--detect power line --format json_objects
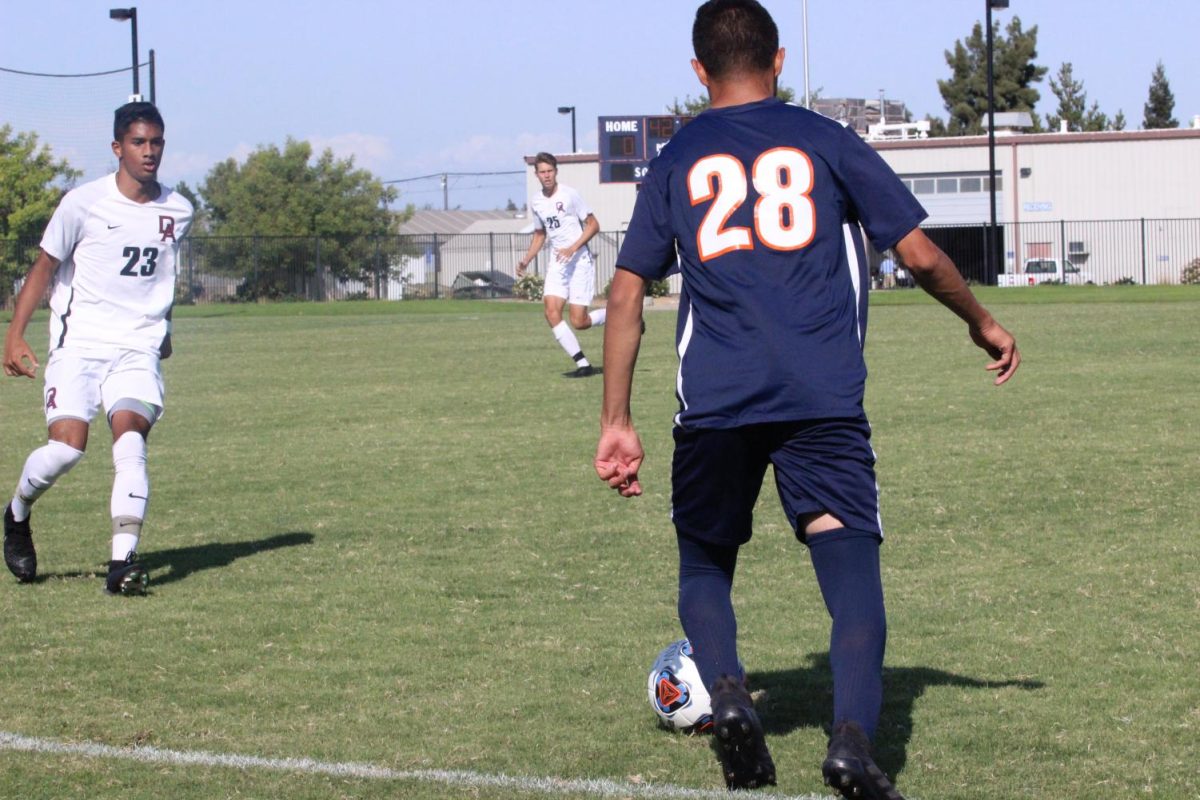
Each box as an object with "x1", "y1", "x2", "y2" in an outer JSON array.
[
  {"x1": 383, "y1": 169, "x2": 524, "y2": 185},
  {"x1": 385, "y1": 170, "x2": 527, "y2": 211},
  {"x1": 0, "y1": 63, "x2": 148, "y2": 78}
]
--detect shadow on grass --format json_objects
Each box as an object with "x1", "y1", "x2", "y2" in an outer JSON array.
[
  {"x1": 139, "y1": 531, "x2": 315, "y2": 587},
  {"x1": 751, "y1": 652, "x2": 1044, "y2": 780},
  {"x1": 26, "y1": 532, "x2": 314, "y2": 588},
  {"x1": 561, "y1": 366, "x2": 605, "y2": 378}
]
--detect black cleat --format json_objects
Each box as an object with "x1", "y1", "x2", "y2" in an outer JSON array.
[
  {"x1": 105, "y1": 552, "x2": 149, "y2": 596},
  {"x1": 822, "y1": 721, "x2": 906, "y2": 800},
  {"x1": 711, "y1": 675, "x2": 776, "y2": 790},
  {"x1": 4, "y1": 503, "x2": 36, "y2": 582},
  {"x1": 569, "y1": 364, "x2": 596, "y2": 378}
]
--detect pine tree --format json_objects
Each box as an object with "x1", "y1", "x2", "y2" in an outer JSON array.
[
  {"x1": 1142, "y1": 61, "x2": 1178, "y2": 129},
  {"x1": 1046, "y1": 63, "x2": 1112, "y2": 132},
  {"x1": 936, "y1": 16, "x2": 1046, "y2": 136}
]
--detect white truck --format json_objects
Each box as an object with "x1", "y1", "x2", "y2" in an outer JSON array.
[{"x1": 997, "y1": 258, "x2": 1096, "y2": 286}]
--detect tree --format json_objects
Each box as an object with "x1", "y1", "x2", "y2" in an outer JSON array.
[
  {"x1": 0, "y1": 126, "x2": 80, "y2": 304},
  {"x1": 197, "y1": 138, "x2": 401, "y2": 298},
  {"x1": 173, "y1": 180, "x2": 207, "y2": 233},
  {"x1": 1045, "y1": 62, "x2": 1115, "y2": 132},
  {"x1": 936, "y1": 16, "x2": 1046, "y2": 136},
  {"x1": 1142, "y1": 61, "x2": 1178, "y2": 129}
]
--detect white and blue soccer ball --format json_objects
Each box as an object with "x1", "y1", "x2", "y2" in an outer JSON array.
[{"x1": 647, "y1": 639, "x2": 713, "y2": 733}]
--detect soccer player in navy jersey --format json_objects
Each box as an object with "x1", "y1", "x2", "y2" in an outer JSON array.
[{"x1": 594, "y1": 1, "x2": 1019, "y2": 795}]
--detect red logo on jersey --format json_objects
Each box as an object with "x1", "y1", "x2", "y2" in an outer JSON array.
[
  {"x1": 45, "y1": 387, "x2": 58, "y2": 410},
  {"x1": 159, "y1": 216, "x2": 176, "y2": 242}
]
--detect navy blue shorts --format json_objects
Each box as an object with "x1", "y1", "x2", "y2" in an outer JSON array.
[{"x1": 671, "y1": 418, "x2": 881, "y2": 547}]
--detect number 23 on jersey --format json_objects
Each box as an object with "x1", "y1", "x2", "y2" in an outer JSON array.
[{"x1": 687, "y1": 147, "x2": 815, "y2": 261}]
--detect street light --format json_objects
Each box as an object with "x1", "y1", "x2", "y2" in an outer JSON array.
[
  {"x1": 109, "y1": 7, "x2": 140, "y2": 100},
  {"x1": 557, "y1": 106, "x2": 576, "y2": 153},
  {"x1": 985, "y1": 0, "x2": 1009, "y2": 283}
]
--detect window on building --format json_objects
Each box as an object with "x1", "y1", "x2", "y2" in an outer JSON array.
[
  {"x1": 959, "y1": 177, "x2": 982, "y2": 193},
  {"x1": 913, "y1": 178, "x2": 936, "y2": 195},
  {"x1": 936, "y1": 178, "x2": 958, "y2": 193}
]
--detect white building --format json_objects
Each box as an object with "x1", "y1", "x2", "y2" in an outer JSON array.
[{"x1": 525, "y1": 125, "x2": 1200, "y2": 285}]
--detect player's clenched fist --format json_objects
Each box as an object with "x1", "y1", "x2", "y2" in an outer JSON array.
[{"x1": 595, "y1": 427, "x2": 644, "y2": 497}]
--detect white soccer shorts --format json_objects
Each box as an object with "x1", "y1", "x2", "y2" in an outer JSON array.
[
  {"x1": 42, "y1": 349, "x2": 164, "y2": 425},
  {"x1": 543, "y1": 250, "x2": 597, "y2": 306}
]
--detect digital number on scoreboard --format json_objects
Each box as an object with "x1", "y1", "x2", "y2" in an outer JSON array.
[{"x1": 597, "y1": 115, "x2": 691, "y2": 184}]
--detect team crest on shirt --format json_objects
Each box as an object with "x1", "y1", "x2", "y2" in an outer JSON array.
[
  {"x1": 159, "y1": 215, "x2": 176, "y2": 242},
  {"x1": 556, "y1": 201, "x2": 565, "y2": 214}
]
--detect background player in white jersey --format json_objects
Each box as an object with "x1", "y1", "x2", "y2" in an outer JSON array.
[
  {"x1": 517, "y1": 152, "x2": 606, "y2": 377},
  {"x1": 3, "y1": 101, "x2": 193, "y2": 595}
]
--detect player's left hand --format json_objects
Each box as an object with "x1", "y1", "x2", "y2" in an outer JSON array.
[
  {"x1": 554, "y1": 246, "x2": 575, "y2": 264},
  {"x1": 160, "y1": 333, "x2": 173, "y2": 360},
  {"x1": 595, "y1": 426, "x2": 644, "y2": 498}
]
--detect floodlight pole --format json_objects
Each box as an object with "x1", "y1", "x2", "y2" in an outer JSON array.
[
  {"x1": 109, "y1": 7, "x2": 140, "y2": 100},
  {"x1": 802, "y1": 0, "x2": 811, "y2": 108},
  {"x1": 558, "y1": 106, "x2": 576, "y2": 153},
  {"x1": 985, "y1": 0, "x2": 1008, "y2": 283}
]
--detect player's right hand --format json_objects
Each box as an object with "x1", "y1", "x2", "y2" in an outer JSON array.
[
  {"x1": 2, "y1": 337, "x2": 38, "y2": 378},
  {"x1": 970, "y1": 321, "x2": 1020, "y2": 386}
]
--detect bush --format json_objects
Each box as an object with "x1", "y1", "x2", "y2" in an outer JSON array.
[
  {"x1": 1113, "y1": 276, "x2": 1138, "y2": 286},
  {"x1": 602, "y1": 277, "x2": 671, "y2": 298},
  {"x1": 514, "y1": 274, "x2": 544, "y2": 301},
  {"x1": 647, "y1": 278, "x2": 671, "y2": 298},
  {"x1": 1181, "y1": 258, "x2": 1200, "y2": 285}
]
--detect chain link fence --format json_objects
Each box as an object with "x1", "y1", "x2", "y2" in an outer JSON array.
[{"x1": 4, "y1": 218, "x2": 1200, "y2": 309}]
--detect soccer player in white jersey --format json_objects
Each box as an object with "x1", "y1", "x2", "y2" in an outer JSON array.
[
  {"x1": 3, "y1": 101, "x2": 193, "y2": 595},
  {"x1": 517, "y1": 152, "x2": 606, "y2": 377}
]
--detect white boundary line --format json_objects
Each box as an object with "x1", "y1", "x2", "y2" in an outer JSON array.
[{"x1": 0, "y1": 731, "x2": 828, "y2": 800}]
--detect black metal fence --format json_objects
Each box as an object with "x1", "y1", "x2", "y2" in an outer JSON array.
[{"x1": 4, "y1": 218, "x2": 1198, "y2": 308}]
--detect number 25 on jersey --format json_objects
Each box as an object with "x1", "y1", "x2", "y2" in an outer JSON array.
[{"x1": 687, "y1": 147, "x2": 815, "y2": 261}]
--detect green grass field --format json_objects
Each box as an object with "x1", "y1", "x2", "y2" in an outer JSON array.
[{"x1": 1, "y1": 286, "x2": 1197, "y2": 799}]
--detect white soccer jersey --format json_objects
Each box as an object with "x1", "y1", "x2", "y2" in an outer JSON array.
[
  {"x1": 40, "y1": 173, "x2": 193, "y2": 355},
  {"x1": 530, "y1": 183, "x2": 594, "y2": 259}
]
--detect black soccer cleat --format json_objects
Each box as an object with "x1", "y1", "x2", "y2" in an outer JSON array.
[
  {"x1": 569, "y1": 364, "x2": 596, "y2": 378},
  {"x1": 710, "y1": 675, "x2": 776, "y2": 790},
  {"x1": 822, "y1": 721, "x2": 906, "y2": 800},
  {"x1": 4, "y1": 503, "x2": 37, "y2": 582},
  {"x1": 105, "y1": 552, "x2": 149, "y2": 596}
]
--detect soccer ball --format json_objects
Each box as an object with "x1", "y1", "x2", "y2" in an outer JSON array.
[{"x1": 647, "y1": 639, "x2": 713, "y2": 733}]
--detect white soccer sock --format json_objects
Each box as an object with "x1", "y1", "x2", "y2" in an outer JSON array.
[
  {"x1": 588, "y1": 308, "x2": 607, "y2": 327},
  {"x1": 112, "y1": 528, "x2": 140, "y2": 562},
  {"x1": 551, "y1": 320, "x2": 589, "y2": 367},
  {"x1": 11, "y1": 440, "x2": 85, "y2": 521},
  {"x1": 111, "y1": 431, "x2": 149, "y2": 535}
]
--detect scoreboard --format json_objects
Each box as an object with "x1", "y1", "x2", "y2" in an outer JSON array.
[{"x1": 597, "y1": 114, "x2": 691, "y2": 183}]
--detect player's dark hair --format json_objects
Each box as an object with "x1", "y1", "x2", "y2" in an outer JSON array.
[
  {"x1": 693, "y1": 0, "x2": 779, "y2": 80},
  {"x1": 534, "y1": 152, "x2": 558, "y2": 169},
  {"x1": 113, "y1": 101, "x2": 165, "y2": 141}
]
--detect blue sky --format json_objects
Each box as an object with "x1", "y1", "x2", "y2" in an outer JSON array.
[{"x1": 2, "y1": 0, "x2": 1196, "y2": 211}]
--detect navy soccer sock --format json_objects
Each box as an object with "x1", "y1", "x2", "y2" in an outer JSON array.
[
  {"x1": 676, "y1": 533, "x2": 741, "y2": 692},
  {"x1": 807, "y1": 528, "x2": 887, "y2": 741}
]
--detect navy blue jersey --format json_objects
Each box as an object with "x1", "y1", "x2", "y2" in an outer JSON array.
[{"x1": 617, "y1": 98, "x2": 927, "y2": 429}]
